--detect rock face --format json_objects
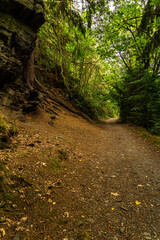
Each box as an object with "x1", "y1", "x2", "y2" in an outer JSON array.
[{"x1": 0, "y1": 0, "x2": 45, "y2": 112}]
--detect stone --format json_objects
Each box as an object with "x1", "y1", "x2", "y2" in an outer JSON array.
[
  {"x1": 120, "y1": 226, "x2": 125, "y2": 234},
  {"x1": 50, "y1": 114, "x2": 56, "y2": 120},
  {"x1": 143, "y1": 232, "x2": 151, "y2": 240},
  {"x1": 110, "y1": 175, "x2": 116, "y2": 178}
]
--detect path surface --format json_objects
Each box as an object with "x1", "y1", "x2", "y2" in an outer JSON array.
[{"x1": 0, "y1": 110, "x2": 160, "y2": 240}]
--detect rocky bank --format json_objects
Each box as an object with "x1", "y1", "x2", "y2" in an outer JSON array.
[{"x1": 0, "y1": 0, "x2": 45, "y2": 113}]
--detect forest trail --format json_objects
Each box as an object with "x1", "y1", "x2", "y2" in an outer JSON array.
[{"x1": 0, "y1": 108, "x2": 160, "y2": 240}]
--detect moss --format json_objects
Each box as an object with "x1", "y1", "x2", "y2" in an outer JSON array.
[
  {"x1": 47, "y1": 158, "x2": 62, "y2": 172},
  {"x1": 57, "y1": 149, "x2": 68, "y2": 161},
  {"x1": 131, "y1": 125, "x2": 160, "y2": 148},
  {"x1": 0, "y1": 113, "x2": 18, "y2": 149},
  {"x1": 76, "y1": 232, "x2": 91, "y2": 240}
]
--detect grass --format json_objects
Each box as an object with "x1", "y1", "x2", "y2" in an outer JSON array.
[
  {"x1": 47, "y1": 157, "x2": 62, "y2": 172},
  {"x1": 0, "y1": 160, "x2": 18, "y2": 205},
  {"x1": 76, "y1": 232, "x2": 91, "y2": 240},
  {"x1": 47, "y1": 149, "x2": 68, "y2": 172},
  {"x1": 131, "y1": 125, "x2": 160, "y2": 148},
  {"x1": 0, "y1": 113, "x2": 17, "y2": 149}
]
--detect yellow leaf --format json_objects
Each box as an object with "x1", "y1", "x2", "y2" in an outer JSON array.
[
  {"x1": 135, "y1": 201, "x2": 141, "y2": 205},
  {"x1": 0, "y1": 228, "x2": 5, "y2": 237},
  {"x1": 111, "y1": 208, "x2": 115, "y2": 210},
  {"x1": 137, "y1": 184, "x2": 144, "y2": 187},
  {"x1": 111, "y1": 192, "x2": 119, "y2": 197}
]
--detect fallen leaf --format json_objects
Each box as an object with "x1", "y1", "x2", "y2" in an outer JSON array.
[
  {"x1": 5, "y1": 218, "x2": 13, "y2": 223},
  {"x1": 64, "y1": 212, "x2": 69, "y2": 218},
  {"x1": 111, "y1": 192, "x2": 119, "y2": 197},
  {"x1": 112, "y1": 208, "x2": 115, "y2": 210},
  {"x1": 53, "y1": 136, "x2": 64, "y2": 139},
  {"x1": 137, "y1": 184, "x2": 144, "y2": 187},
  {"x1": 0, "y1": 228, "x2": 5, "y2": 237},
  {"x1": 135, "y1": 201, "x2": 141, "y2": 205},
  {"x1": 15, "y1": 226, "x2": 26, "y2": 231},
  {"x1": 20, "y1": 217, "x2": 28, "y2": 222}
]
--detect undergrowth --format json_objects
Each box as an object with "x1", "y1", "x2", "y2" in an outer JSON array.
[
  {"x1": 0, "y1": 113, "x2": 17, "y2": 149},
  {"x1": 0, "y1": 156, "x2": 19, "y2": 206},
  {"x1": 131, "y1": 125, "x2": 160, "y2": 148}
]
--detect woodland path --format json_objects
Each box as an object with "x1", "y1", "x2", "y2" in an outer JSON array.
[{"x1": 0, "y1": 109, "x2": 160, "y2": 240}]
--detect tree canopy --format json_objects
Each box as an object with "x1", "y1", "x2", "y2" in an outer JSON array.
[{"x1": 38, "y1": 0, "x2": 160, "y2": 134}]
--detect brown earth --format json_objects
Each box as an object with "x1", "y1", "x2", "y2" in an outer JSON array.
[{"x1": 0, "y1": 107, "x2": 160, "y2": 240}]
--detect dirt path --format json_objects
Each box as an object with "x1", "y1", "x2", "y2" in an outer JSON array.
[{"x1": 0, "y1": 109, "x2": 160, "y2": 240}]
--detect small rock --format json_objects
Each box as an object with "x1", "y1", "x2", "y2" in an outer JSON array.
[
  {"x1": 143, "y1": 232, "x2": 151, "y2": 240},
  {"x1": 14, "y1": 233, "x2": 20, "y2": 240},
  {"x1": 50, "y1": 115, "x2": 56, "y2": 120},
  {"x1": 143, "y1": 232, "x2": 151, "y2": 237},
  {"x1": 48, "y1": 199, "x2": 53, "y2": 203},
  {"x1": 27, "y1": 143, "x2": 35, "y2": 147},
  {"x1": 110, "y1": 175, "x2": 116, "y2": 178},
  {"x1": 120, "y1": 226, "x2": 125, "y2": 234},
  {"x1": 87, "y1": 218, "x2": 95, "y2": 224},
  {"x1": 153, "y1": 231, "x2": 157, "y2": 236},
  {"x1": 42, "y1": 162, "x2": 47, "y2": 166}
]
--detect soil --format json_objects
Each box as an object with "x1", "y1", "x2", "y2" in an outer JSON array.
[{"x1": 0, "y1": 107, "x2": 160, "y2": 240}]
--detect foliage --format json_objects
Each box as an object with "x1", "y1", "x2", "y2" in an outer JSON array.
[
  {"x1": 38, "y1": 0, "x2": 117, "y2": 119},
  {"x1": 94, "y1": 0, "x2": 160, "y2": 134},
  {"x1": 38, "y1": 0, "x2": 160, "y2": 134}
]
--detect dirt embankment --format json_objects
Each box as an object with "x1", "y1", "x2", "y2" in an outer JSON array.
[{"x1": 0, "y1": 109, "x2": 160, "y2": 240}]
